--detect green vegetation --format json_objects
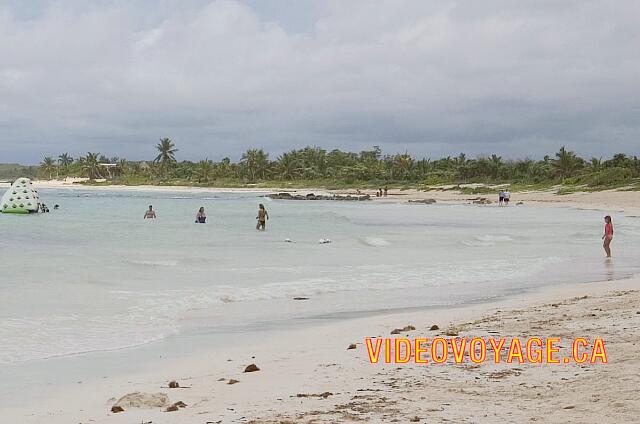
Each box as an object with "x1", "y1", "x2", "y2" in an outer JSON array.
[
  {"x1": 0, "y1": 163, "x2": 38, "y2": 181},
  {"x1": 15, "y1": 141, "x2": 640, "y2": 191}
]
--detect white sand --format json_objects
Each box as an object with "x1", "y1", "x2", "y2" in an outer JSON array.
[{"x1": 5, "y1": 276, "x2": 639, "y2": 424}]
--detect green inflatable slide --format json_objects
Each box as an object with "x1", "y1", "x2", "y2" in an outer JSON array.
[{"x1": 1, "y1": 178, "x2": 41, "y2": 214}]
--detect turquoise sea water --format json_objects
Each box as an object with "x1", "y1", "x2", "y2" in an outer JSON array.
[{"x1": 0, "y1": 188, "x2": 638, "y2": 368}]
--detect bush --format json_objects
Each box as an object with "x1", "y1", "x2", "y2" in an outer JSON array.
[{"x1": 584, "y1": 167, "x2": 632, "y2": 187}]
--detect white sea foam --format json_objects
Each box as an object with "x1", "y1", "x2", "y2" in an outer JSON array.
[{"x1": 359, "y1": 237, "x2": 390, "y2": 247}]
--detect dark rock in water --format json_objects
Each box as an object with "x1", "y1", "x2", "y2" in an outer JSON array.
[
  {"x1": 268, "y1": 192, "x2": 370, "y2": 201},
  {"x1": 347, "y1": 343, "x2": 357, "y2": 350},
  {"x1": 271, "y1": 192, "x2": 292, "y2": 199},
  {"x1": 410, "y1": 416, "x2": 421, "y2": 422},
  {"x1": 430, "y1": 324, "x2": 439, "y2": 331},
  {"x1": 111, "y1": 405, "x2": 124, "y2": 413},
  {"x1": 293, "y1": 297, "x2": 309, "y2": 300},
  {"x1": 228, "y1": 379, "x2": 240, "y2": 385},
  {"x1": 168, "y1": 380, "x2": 180, "y2": 388},
  {"x1": 166, "y1": 405, "x2": 179, "y2": 412},
  {"x1": 408, "y1": 199, "x2": 436, "y2": 204},
  {"x1": 517, "y1": 201, "x2": 524, "y2": 205},
  {"x1": 244, "y1": 364, "x2": 260, "y2": 373}
]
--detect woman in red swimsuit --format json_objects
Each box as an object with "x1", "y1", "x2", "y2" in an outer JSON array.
[{"x1": 602, "y1": 215, "x2": 614, "y2": 258}]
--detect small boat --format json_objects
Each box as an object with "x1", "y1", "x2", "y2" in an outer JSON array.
[{"x1": 1, "y1": 178, "x2": 41, "y2": 214}]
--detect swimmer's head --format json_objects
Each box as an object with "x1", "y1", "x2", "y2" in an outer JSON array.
[
  {"x1": 604, "y1": 215, "x2": 612, "y2": 223},
  {"x1": 199, "y1": 207, "x2": 204, "y2": 213}
]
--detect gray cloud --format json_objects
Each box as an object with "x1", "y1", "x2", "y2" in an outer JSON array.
[{"x1": 1, "y1": 0, "x2": 639, "y2": 163}]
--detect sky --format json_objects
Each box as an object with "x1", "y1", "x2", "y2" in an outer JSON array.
[{"x1": 1, "y1": 0, "x2": 639, "y2": 164}]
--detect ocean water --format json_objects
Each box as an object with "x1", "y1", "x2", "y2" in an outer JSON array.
[{"x1": 0, "y1": 188, "x2": 638, "y2": 369}]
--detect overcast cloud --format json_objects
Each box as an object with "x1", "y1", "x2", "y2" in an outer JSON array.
[{"x1": 1, "y1": 0, "x2": 639, "y2": 163}]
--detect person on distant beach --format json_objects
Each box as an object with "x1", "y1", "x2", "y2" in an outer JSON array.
[
  {"x1": 498, "y1": 190, "x2": 505, "y2": 206},
  {"x1": 195, "y1": 207, "x2": 206, "y2": 223},
  {"x1": 384, "y1": 186, "x2": 388, "y2": 197},
  {"x1": 144, "y1": 205, "x2": 156, "y2": 219},
  {"x1": 602, "y1": 215, "x2": 614, "y2": 258},
  {"x1": 503, "y1": 190, "x2": 510, "y2": 205},
  {"x1": 256, "y1": 204, "x2": 269, "y2": 230}
]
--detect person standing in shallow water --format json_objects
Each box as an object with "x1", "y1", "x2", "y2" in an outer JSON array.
[
  {"x1": 602, "y1": 215, "x2": 614, "y2": 258},
  {"x1": 195, "y1": 207, "x2": 206, "y2": 223},
  {"x1": 144, "y1": 205, "x2": 156, "y2": 219},
  {"x1": 256, "y1": 204, "x2": 269, "y2": 230}
]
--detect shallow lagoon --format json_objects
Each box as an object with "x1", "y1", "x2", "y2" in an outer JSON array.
[{"x1": 1, "y1": 188, "x2": 638, "y2": 367}]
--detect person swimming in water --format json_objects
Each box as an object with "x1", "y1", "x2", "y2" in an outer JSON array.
[
  {"x1": 256, "y1": 204, "x2": 269, "y2": 230},
  {"x1": 144, "y1": 205, "x2": 156, "y2": 219},
  {"x1": 602, "y1": 215, "x2": 614, "y2": 258},
  {"x1": 195, "y1": 207, "x2": 206, "y2": 223}
]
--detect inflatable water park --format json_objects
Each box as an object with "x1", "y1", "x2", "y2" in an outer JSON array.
[{"x1": 1, "y1": 178, "x2": 42, "y2": 214}]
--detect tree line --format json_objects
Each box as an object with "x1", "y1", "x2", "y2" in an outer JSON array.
[{"x1": 35, "y1": 139, "x2": 640, "y2": 189}]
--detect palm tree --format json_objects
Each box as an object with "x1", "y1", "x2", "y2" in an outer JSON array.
[
  {"x1": 415, "y1": 158, "x2": 431, "y2": 179},
  {"x1": 551, "y1": 146, "x2": 583, "y2": 180},
  {"x1": 390, "y1": 153, "x2": 414, "y2": 180},
  {"x1": 194, "y1": 159, "x2": 214, "y2": 183},
  {"x1": 58, "y1": 153, "x2": 73, "y2": 176},
  {"x1": 154, "y1": 138, "x2": 178, "y2": 176},
  {"x1": 277, "y1": 152, "x2": 303, "y2": 180},
  {"x1": 80, "y1": 152, "x2": 103, "y2": 180},
  {"x1": 40, "y1": 156, "x2": 57, "y2": 180},
  {"x1": 241, "y1": 149, "x2": 269, "y2": 181},
  {"x1": 488, "y1": 154, "x2": 503, "y2": 179}
]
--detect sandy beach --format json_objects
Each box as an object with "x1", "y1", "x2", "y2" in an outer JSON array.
[
  {"x1": 3, "y1": 181, "x2": 639, "y2": 423},
  {"x1": 5, "y1": 275, "x2": 638, "y2": 424}
]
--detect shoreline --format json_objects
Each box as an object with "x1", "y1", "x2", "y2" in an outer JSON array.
[
  {"x1": 6, "y1": 274, "x2": 639, "y2": 423},
  {"x1": 7, "y1": 178, "x2": 638, "y2": 216}
]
